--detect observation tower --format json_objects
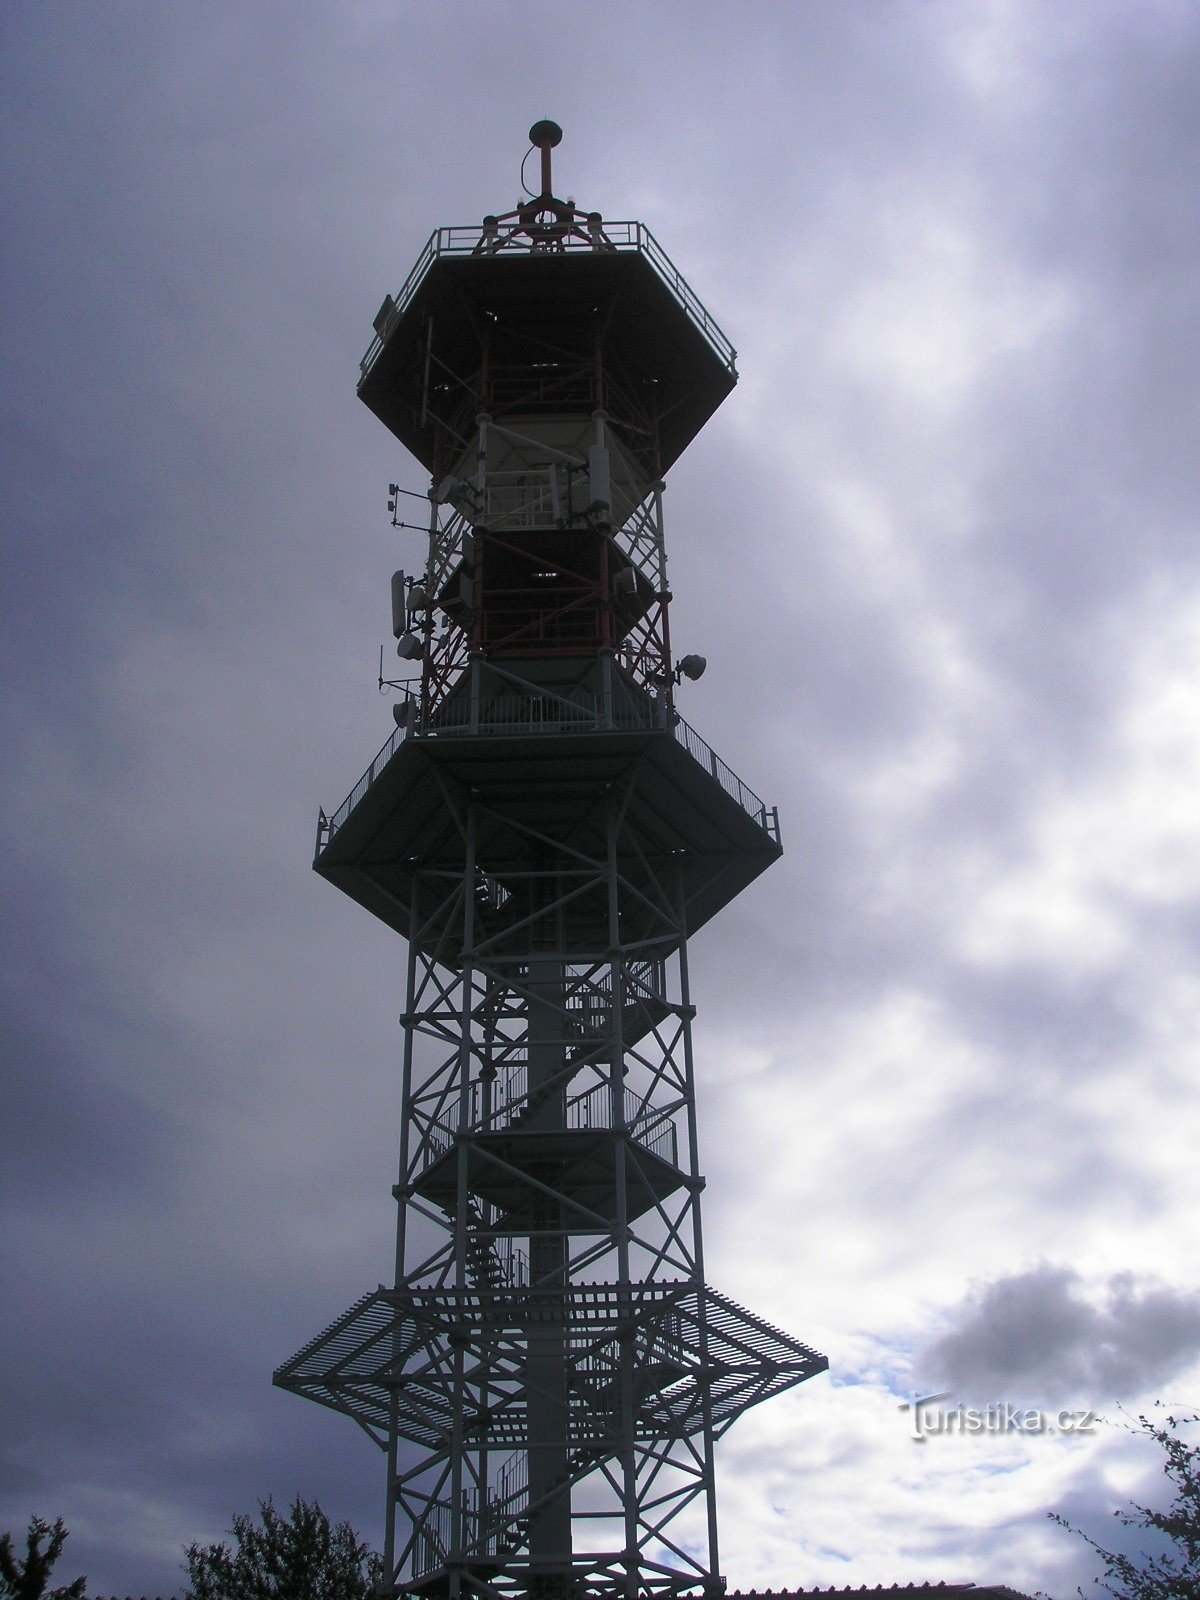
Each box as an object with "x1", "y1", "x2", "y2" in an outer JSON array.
[{"x1": 275, "y1": 123, "x2": 827, "y2": 1600}]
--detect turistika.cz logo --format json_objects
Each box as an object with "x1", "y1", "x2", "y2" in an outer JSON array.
[{"x1": 899, "y1": 1391, "x2": 1097, "y2": 1442}]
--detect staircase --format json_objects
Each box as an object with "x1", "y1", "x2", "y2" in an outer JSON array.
[{"x1": 457, "y1": 1195, "x2": 527, "y2": 1292}]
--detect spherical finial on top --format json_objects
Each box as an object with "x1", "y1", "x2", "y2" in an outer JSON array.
[{"x1": 528, "y1": 119, "x2": 563, "y2": 148}]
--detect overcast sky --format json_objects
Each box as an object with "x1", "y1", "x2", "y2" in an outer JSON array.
[{"x1": 3, "y1": 3, "x2": 1199, "y2": 1595}]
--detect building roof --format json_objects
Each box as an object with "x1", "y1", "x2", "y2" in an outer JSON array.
[
  {"x1": 97, "y1": 1585, "x2": 1031, "y2": 1600},
  {"x1": 729, "y1": 1586, "x2": 1032, "y2": 1600}
]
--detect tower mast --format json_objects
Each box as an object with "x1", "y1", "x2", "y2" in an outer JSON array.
[{"x1": 277, "y1": 123, "x2": 826, "y2": 1600}]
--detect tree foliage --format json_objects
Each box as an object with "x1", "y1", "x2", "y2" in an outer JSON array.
[
  {"x1": 183, "y1": 1497, "x2": 381, "y2": 1600},
  {"x1": 1052, "y1": 1409, "x2": 1200, "y2": 1599},
  {"x1": 0, "y1": 1516, "x2": 86, "y2": 1600}
]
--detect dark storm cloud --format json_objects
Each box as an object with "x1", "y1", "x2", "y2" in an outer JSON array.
[
  {"x1": 2, "y1": 912, "x2": 191, "y2": 1197},
  {"x1": 922, "y1": 1265, "x2": 1200, "y2": 1403}
]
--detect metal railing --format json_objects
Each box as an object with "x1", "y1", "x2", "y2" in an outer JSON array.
[
  {"x1": 360, "y1": 219, "x2": 736, "y2": 380},
  {"x1": 431, "y1": 686, "x2": 658, "y2": 736},
  {"x1": 421, "y1": 1072, "x2": 678, "y2": 1172},
  {"x1": 573, "y1": 1311, "x2": 687, "y2": 1394},
  {"x1": 669, "y1": 714, "x2": 779, "y2": 841},
  {"x1": 316, "y1": 696, "x2": 777, "y2": 856},
  {"x1": 567, "y1": 1084, "x2": 678, "y2": 1167},
  {"x1": 317, "y1": 718, "x2": 408, "y2": 847},
  {"x1": 414, "y1": 1451, "x2": 529, "y2": 1574}
]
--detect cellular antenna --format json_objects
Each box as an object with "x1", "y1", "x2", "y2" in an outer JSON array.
[{"x1": 528, "y1": 117, "x2": 562, "y2": 199}]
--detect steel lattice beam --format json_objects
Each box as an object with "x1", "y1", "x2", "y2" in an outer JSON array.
[{"x1": 280, "y1": 131, "x2": 825, "y2": 1600}]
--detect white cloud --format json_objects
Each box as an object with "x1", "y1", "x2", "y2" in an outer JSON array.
[
  {"x1": 832, "y1": 205, "x2": 1077, "y2": 417},
  {"x1": 959, "y1": 581, "x2": 1200, "y2": 975}
]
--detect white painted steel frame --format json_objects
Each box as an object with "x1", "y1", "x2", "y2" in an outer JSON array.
[{"x1": 381, "y1": 773, "x2": 723, "y2": 1600}]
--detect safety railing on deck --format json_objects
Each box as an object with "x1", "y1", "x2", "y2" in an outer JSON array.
[
  {"x1": 430, "y1": 686, "x2": 658, "y2": 736},
  {"x1": 316, "y1": 695, "x2": 778, "y2": 855},
  {"x1": 669, "y1": 714, "x2": 779, "y2": 840},
  {"x1": 359, "y1": 219, "x2": 736, "y2": 381},
  {"x1": 421, "y1": 1077, "x2": 677, "y2": 1173}
]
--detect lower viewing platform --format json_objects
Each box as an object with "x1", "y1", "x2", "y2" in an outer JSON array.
[{"x1": 273, "y1": 1279, "x2": 828, "y2": 1452}]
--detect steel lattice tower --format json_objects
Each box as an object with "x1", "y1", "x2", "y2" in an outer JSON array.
[{"x1": 276, "y1": 124, "x2": 827, "y2": 1600}]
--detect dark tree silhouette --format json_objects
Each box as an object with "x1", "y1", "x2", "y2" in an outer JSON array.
[
  {"x1": 0, "y1": 1516, "x2": 86, "y2": 1600},
  {"x1": 1052, "y1": 1409, "x2": 1199, "y2": 1599},
  {"x1": 182, "y1": 1497, "x2": 380, "y2": 1600}
]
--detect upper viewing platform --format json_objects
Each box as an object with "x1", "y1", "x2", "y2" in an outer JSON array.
[
  {"x1": 360, "y1": 219, "x2": 737, "y2": 382},
  {"x1": 357, "y1": 121, "x2": 738, "y2": 480}
]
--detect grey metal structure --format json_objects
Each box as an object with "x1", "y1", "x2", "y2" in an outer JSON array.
[{"x1": 275, "y1": 124, "x2": 826, "y2": 1600}]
